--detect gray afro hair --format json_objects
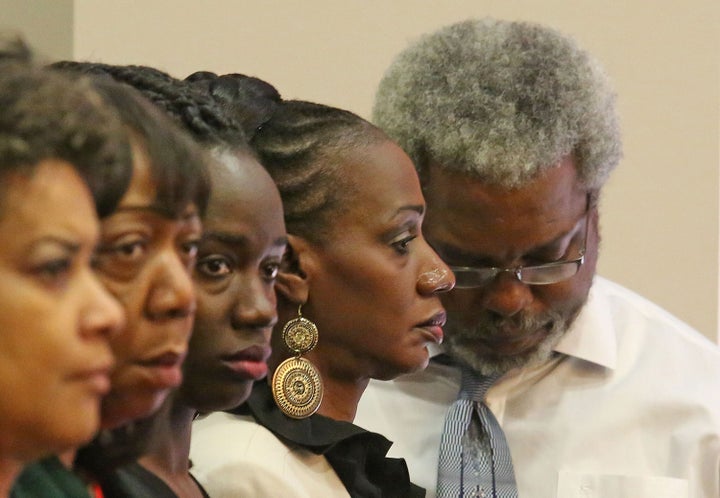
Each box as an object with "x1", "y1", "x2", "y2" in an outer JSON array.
[{"x1": 373, "y1": 18, "x2": 622, "y2": 190}]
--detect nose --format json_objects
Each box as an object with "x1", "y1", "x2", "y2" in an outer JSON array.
[
  {"x1": 417, "y1": 242, "x2": 455, "y2": 296},
  {"x1": 81, "y1": 269, "x2": 125, "y2": 339},
  {"x1": 232, "y1": 276, "x2": 278, "y2": 330},
  {"x1": 146, "y1": 250, "x2": 196, "y2": 320},
  {"x1": 481, "y1": 272, "x2": 533, "y2": 318}
]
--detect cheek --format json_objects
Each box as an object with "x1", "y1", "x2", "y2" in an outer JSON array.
[
  {"x1": 108, "y1": 326, "x2": 138, "y2": 361},
  {"x1": 100, "y1": 279, "x2": 142, "y2": 322},
  {"x1": 532, "y1": 284, "x2": 577, "y2": 313},
  {"x1": 186, "y1": 321, "x2": 217, "y2": 363},
  {"x1": 441, "y1": 290, "x2": 479, "y2": 317},
  {"x1": 195, "y1": 290, "x2": 227, "y2": 326}
]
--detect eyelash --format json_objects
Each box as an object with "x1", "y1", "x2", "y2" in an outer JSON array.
[
  {"x1": 196, "y1": 256, "x2": 281, "y2": 285},
  {"x1": 391, "y1": 235, "x2": 417, "y2": 255},
  {"x1": 262, "y1": 262, "x2": 280, "y2": 282},
  {"x1": 98, "y1": 239, "x2": 147, "y2": 262},
  {"x1": 35, "y1": 257, "x2": 73, "y2": 288},
  {"x1": 40, "y1": 258, "x2": 71, "y2": 276},
  {"x1": 196, "y1": 255, "x2": 231, "y2": 278}
]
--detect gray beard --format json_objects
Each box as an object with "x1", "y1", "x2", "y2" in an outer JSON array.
[{"x1": 443, "y1": 303, "x2": 584, "y2": 376}]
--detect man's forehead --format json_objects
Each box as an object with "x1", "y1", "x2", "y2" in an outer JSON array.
[{"x1": 423, "y1": 158, "x2": 586, "y2": 219}]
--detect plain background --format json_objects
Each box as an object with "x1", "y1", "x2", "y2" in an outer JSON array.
[{"x1": 3, "y1": 0, "x2": 718, "y2": 342}]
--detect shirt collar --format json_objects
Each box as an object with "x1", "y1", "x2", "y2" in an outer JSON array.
[
  {"x1": 553, "y1": 276, "x2": 617, "y2": 370},
  {"x1": 430, "y1": 277, "x2": 617, "y2": 370}
]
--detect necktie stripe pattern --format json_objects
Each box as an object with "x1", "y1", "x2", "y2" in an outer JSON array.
[{"x1": 436, "y1": 369, "x2": 518, "y2": 498}]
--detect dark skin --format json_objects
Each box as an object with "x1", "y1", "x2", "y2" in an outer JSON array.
[
  {"x1": 422, "y1": 156, "x2": 599, "y2": 375},
  {"x1": 95, "y1": 143, "x2": 202, "y2": 430},
  {"x1": 137, "y1": 151, "x2": 286, "y2": 498},
  {"x1": 270, "y1": 141, "x2": 454, "y2": 422}
]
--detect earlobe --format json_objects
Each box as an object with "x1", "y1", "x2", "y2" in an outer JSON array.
[{"x1": 275, "y1": 234, "x2": 313, "y2": 304}]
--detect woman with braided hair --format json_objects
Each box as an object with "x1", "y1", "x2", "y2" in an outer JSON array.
[{"x1": 189, "y1": 73, "x2": 455, "y2": 498}]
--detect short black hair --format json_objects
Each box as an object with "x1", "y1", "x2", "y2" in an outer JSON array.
[
  {"x1": 53, "y1": 62, "x2": 212, "y2": 218},
  {"x1": 0, "y1": 51, "x2": 131, "y2": 218}
]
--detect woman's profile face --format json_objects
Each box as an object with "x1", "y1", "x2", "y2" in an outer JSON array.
[
  {"x1": 181, "y1": 151, "x2": 286, "y2": 412},
  {"x1": 0, "y1": 160, "x2": 123, "y2": 459},
  {"x1": 93, "y1": 142, "x2": 202, "y2": 429},
  {"x1": 297, "y1": 140, "x2": 454, "y2": 381}
]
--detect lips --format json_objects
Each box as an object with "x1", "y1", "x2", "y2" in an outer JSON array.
[
  {"x1": 72, "y1": 362, "x2": 114, "y2": 395},
  {"x1": 220, "y1": 344, "x2": 271, "y2": 381},
  {"x1": 415, "y1": 311, "x2": 447, "y2": 344},
  {"x1": 136, "y1": 350, "x2": 187, "y2": 389}
]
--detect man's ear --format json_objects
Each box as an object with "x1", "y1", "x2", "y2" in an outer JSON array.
[{"x1": 275, "y1": 234, "x2": 314, "y2": 304}]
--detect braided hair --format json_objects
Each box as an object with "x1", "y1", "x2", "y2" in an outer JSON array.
[
  {"x1": 186, "y1": 71, "x2": 279, "y2": 140},
  {"x1": 188, "y1": 73, "x2": 387, "y2": 245},
  {"x1": 52, "y1": 61, "x2": 246, "y2": 150}
]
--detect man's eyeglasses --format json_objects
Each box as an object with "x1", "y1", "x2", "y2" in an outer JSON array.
[{"x1": 449, "y1": 209, "x2": 590, "y2": 289}]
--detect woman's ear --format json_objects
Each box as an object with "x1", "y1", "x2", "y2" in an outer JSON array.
[{"x1": 275, "y1": 234, "x2": 314, "y2": 304}]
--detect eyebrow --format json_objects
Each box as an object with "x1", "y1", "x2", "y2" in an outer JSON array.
[
  {"x1": 202, "y1": 231, "x2": 288, "y2": 248},
  {"x1": 531, "y1": 216, "x2": 585, "y2": 254},
  {"x1": 434, "y1": 217, "x2": 584, "y2": 264},
  {"x1": 33, "y1": 236, "x2": 82, "y2": 254},
  {"x1": 396, "y1": 204, "x2": 425, "y2": 216},
  {"x1": 113, "y1": 204, "x2": 199, "y2": 221}
]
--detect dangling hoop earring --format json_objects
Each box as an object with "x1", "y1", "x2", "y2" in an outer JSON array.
[{"x1": 271, "y1": 304, "x2": 323, "y2": 419}]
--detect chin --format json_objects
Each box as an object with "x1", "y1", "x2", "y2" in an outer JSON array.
[
  {"x1": 34, "y1": 418, "x2": 99, "y2": 458},
  {"x1": 189, "y1": 382, "x2": 254, "y2": 413},
  {"x1": 447, "y1": 322, "x2": 568, "y2": 376},
  {"x1": 373, "y1": 352, "x2": 430, "y2": 381},
  {"x1": 100, "y1": 390, "x2": 168, "y2": 430}
]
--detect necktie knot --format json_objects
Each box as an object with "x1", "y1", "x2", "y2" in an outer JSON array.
[{"x1": 459, "y1": 368, "x2": 500, "y2": 402}]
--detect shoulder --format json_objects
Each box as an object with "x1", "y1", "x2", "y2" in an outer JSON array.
[
  {"x1": 191, "y1": 411, "x2": 286, "y2": 471},
  {"x1": 593, "y1": 276, "x2": 720, "y2": 358},
  {"x1": 191, "y1": 413, "x2": 347, "y2": 498},
  {"x1": 12, "y1": 457, "x2": 91, "y2": 498},
  {"x1": 102, "y1": 463, "x2": 177, "y2": 498}
]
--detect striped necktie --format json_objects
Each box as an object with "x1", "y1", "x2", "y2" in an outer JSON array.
[{"x1": 436, "y1": 368, "x2": 518, "y2": 498}]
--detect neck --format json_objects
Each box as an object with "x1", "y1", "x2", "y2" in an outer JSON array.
[
  {"x1": 306, "y1": 350, "x2": 370, "y2": 422},
  {"x1": 138, "y1": 395, "x2": 202, "y2": 498}
]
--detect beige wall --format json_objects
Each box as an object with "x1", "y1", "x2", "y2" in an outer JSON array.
[
  {"x1": 71, "y1": 1, "x2": 719, "y2": 340},
  {"x1": 0, "y1": 0, "x2": 73, "y2": 60}
]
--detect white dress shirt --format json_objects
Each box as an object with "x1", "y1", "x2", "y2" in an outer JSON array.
[{"x1": 355, "y1": 276, "x2": 720, "y2": 498}]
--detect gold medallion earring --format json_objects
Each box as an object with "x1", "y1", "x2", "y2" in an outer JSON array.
[{"x1": 271, "y1": 304, "x2": 323, "y2": 419}]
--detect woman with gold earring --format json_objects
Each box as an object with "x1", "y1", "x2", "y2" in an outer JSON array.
[{"x1": 189, "y1": 74, "x2": 455, "y2": 498}]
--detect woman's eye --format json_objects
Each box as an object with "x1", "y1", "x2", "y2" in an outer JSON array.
[
  {"x1": 37, "y1": 258, "x2": 72, "y2": 284},
  {"x1": 391, "y1": 235, "x2": 417, "y2": 255},
  {"x1": 262, "y1": 262, "x2": 280, "y2": 282},
  {"x1": 100, "y1": 240, "x2": 146, "y2": 262},
  {"x1": 196, "y1": 256, "x2": 232, "y2": 278},
  {"x1": 92, "y1": 237, "x2": 148, "y2": 280}
]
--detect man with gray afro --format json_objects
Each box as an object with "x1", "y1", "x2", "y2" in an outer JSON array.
[{"x1": 355, "y1": 18, "x2": 720, "y2": 498}]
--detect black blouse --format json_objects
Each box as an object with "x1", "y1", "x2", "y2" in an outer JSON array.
[
  {"x1": 100, "y1": 462, "x2": 210, "y2": 498},
  {"x1": 232, "y1": 381, "x2": 425, "y2": 498}
]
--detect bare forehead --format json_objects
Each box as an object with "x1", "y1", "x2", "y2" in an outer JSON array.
[
  {"x1": 1, "y1": 160, "x2": 98, "y2": 240},
  {"x1": 210, "y1": 151, "x2": 278, "y2": 203},
  {"x1": 340, "y1": 140, "x2": 423, "y2": 205},
  {"x1": 424, "y1": 157, "x2": 586, "y2": 224}
]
